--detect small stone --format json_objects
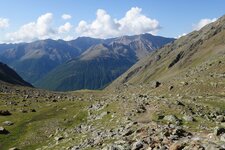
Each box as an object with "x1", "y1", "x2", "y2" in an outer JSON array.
[
  {"x1": 8, "y1": 147, "x2": 19, "y2": 150},
  {"x1": 151, "y1": 81, "x2": 161, "y2": 88},
  {"x1": 30, "y1": 109, "x2": 36, "y2": 112},
  {"x1": 176, "y1": 101, "x2": 185, "y2": 106},
  {"x1": 183, "y1": 115, "x2": 194, "y2": 122},
  {"x1": 71, "y1": 146, "x2": 79, "y2": 150},
  {"x1": 2, "y1": 121, "x2": 14, "y2": 126},
  {"x1": 96, "y1": 111, "x2": 110, "y2": 120},
  {"x1": 169, "y1": 86, "x2": 174, "y2": 90},
  {"x1": 54, "y1": 136, "x2": 64, "y2": 141},
  {"x1": 20, "y1": 110, "x2": 28, "y2": 113},
  {"x1": 132, "y1": 140, "x2": 143, "y2": 150}
]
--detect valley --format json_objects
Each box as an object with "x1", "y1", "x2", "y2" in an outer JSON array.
[
  {"x1": 0, "y1": 15, "x2": 225, "y2": 149},
  {"x1": 0, "y1": 2, "x2": 225, "y2": 150}
]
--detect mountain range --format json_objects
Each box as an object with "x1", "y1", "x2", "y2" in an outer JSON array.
[{"x1": 0, "y1": 33, "x2": 174, "y2": 91}]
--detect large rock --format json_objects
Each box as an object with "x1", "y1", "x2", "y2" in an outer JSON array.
[
  {"x1": 220, "y1": 133, "x2": 225, "y2": 142},
  {"x1": 164, "y1": 115, "x2": 179, "y2": 122},
  {"x1": 216, "y1": 115, "x2": 225, "y2": 122},
  {"x1": 0, "y1": 110, "x2": 11, "y2": 116},
  {"x1": 214, "y1": 126, "x2": 225, "y2": 136},
  {"x1": 0, "y1": 126, "x2": 9, "y2": 134}
]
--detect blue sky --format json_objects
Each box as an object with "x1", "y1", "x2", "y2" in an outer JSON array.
[{"x1": 0, "y1": 0, "x2": 225, "y2": 43}]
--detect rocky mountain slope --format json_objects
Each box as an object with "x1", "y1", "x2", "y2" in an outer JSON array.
[
  {"x1": 110, "y1": 14, "x2": 225, "y2": 95},
  {"x1": 36, "y1": 34, "x2": 174, "y2": 91},
  {"x1": 0, "y1": 62, "x2": 32, "y2": 87}
]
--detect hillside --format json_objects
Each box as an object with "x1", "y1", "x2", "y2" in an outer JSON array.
[
  {"x1": 110, "y1": 15, "x2": 225, "y2": 97},
  {"x1": 0, "y1": 62, "x2": 32, "y2": 87},
  {"x1": 36, "y1": 34, "x2": 174, "y2": 91}
]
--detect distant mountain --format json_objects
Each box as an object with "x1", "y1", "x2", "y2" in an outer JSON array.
[
  {"x1": 109, "y1": 15, "x2": 225, "y2": 95},
  {"x1": 67, "y1": 37, "x2": 105, "y2": 53},
  {"x1": 0, "y1": 39, "x2": 80, "y2": 84},
  {"x1": 36, "y1": 34, "x2": 174, "y2": 91},
  {"x1": 0, "y1": 62, "x2": 32, "y2": 87},
  {"x1": 0, "y1": 37, "x2": 113, "y2": 85}
]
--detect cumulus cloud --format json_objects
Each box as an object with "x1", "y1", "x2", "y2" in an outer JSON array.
[
  {"x1": 0, "y1": 18, "x2": 9, "y2": 29},
  {"x1": 193, "y1": 18, "x2": 217, "y2": 31},
  {"x1": 76, "y1": 7, "x2": 160, "y2": 38},
  {"x1": 62, "y1": 14, "x2": 72, "y2": 20},
  {"x1": 4, "y1": 8, "x2": 160, "y2": 43},
  {"x1": 58, "y1": 22, "x2": 73, "y2": 33},
  {"x1": 6, "y1": 13, "x2": 56, "y2": 42}
]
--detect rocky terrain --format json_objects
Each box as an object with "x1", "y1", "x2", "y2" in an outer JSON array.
[
  {"x1": 0, "y1": 12, "x2": 225, "y2": 150},
  {"x1": 0, "y1": 80, "x2": 225, "y2": 150}
]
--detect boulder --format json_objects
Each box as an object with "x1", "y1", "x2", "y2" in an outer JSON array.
[
  {"x1": 0, "y1": 110, "x2": 11, "y2": 116},
  {"x1": 0, "y1": 126, "x2": 9, "y2": 134},
  {"x1": 164, "y1": 115, "x2": 179, "y2": 122},
  {"x1": 220, "y1": 133, "x2": 225, "y2": 142},
  {"x1": 216, "y1": 115, "x2": 224, "y2": 122},
  {"x1": 214, "y1": 126, "x2": 225, "y2": 136},
  {"x1": 132, "y1": 140, "x2": 144, "y2": 150}
]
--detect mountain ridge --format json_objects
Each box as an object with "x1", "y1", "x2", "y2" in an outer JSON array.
[{"x1": 35, "y1": 33, "x2": 174, "y2": 91}]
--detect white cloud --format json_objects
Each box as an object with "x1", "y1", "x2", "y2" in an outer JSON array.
[
  {"x1": 58, "y1": 22, "x2": 72, "y2": 33},
  {"x1": 0, "y1": 18, "x2": 9, "y2": 29},
  {"x1": 6, "y1": 13, "x2": 56, "y2": 42},
  {"x1": 3, "y1": 8, "x2": 160, "y2": 43},
  {"x1": 176, "y1": 33, "x2": 186, "y2": 39},
  {"x1": 193, "y1": 18, "x2": 217, "y2": 31},
  {"x1": 76, "y1": 7, "x2": 160, "y2": 38},
  {"x1": 62, "y1": 14, "x2": 72, "y2": 20}
]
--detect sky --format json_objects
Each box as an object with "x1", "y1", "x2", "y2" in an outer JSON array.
[{"x1": 0, "y1": 0, "x2": 225, "y2": 43}]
